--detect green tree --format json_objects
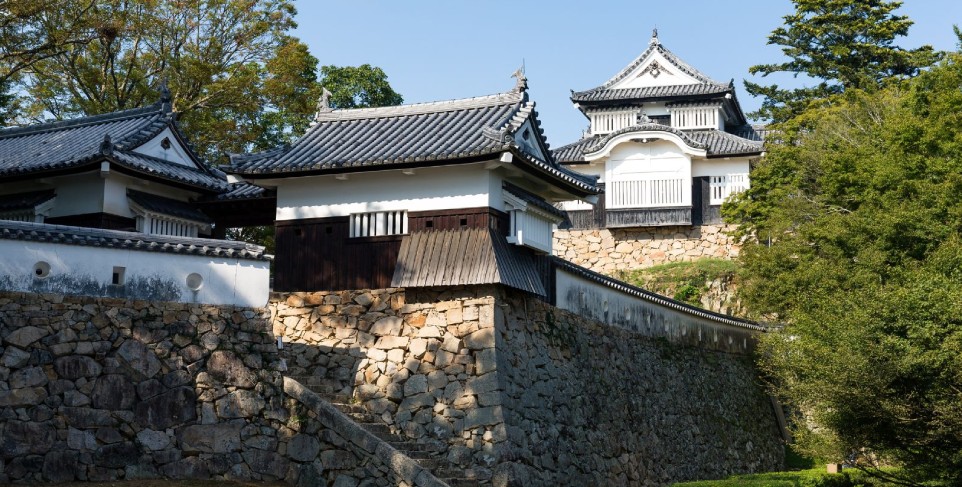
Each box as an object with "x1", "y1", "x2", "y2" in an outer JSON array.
[
  {"x1": 320, "y1": 64, "x2": 403, "y2": 109},
  {"x1": 737, "y1": 56, "x2": 962, "y2": 485},
  {"x1": 6, "y1": 0, "x2": 311, "y2": 162},
  {"x1": 745, "y1": 0, "x2": 938, "y2": 123}
]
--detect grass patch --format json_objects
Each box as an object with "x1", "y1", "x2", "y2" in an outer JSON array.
[
  {"x1": 671, "y1": 468, "x2": 938, "y2": 487},
  {"x1": 618, "y1": 258, "x2": 739, "y2": 307}
]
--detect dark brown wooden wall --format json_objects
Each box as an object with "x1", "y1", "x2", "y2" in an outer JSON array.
[
  {"x1": 273, "y1": 207, "x2": 509, "y2": 292},
  {"x1": 47, "y1": 213, "x2": 136, "y2": 232}
]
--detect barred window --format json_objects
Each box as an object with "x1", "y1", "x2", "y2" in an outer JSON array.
[{"x1": 349, "y1": 210, "x2": 408, "y2": 238}]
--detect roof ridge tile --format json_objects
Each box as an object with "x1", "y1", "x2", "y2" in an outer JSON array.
[{"x1": 0, "y1": 103, "x2": 165, "y2": 140}]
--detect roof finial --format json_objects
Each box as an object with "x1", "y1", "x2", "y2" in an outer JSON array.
[
  {"x1": 158, "y1": 77, "x2": 172, "y2": 112},
  {"x1": 511, "y1": 64, "x2": 527, "y2": 93},
  {"x1": 99, "y1": 134, "x2": 113, "y2": 156},
  {"x1": 316, "y1": 87, "x2": 333, "y2": 114},
  {"x1": 650, "y1": 28, "x2": 659, "y2": 46}
]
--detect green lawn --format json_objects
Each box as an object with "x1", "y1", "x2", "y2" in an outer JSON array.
[{"x1": 671, "y1": 468, "x2": 917, "y2": 487}]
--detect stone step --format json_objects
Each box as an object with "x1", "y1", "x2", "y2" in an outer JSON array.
[
  {"x1": 346, "y1": 411, "x2": 382, "y2": 423},
  {"x1": 317, "y1": 392, "x2": 354, "y2": 404},
  {"x1": 389, "y1": 440, "x2": 441, "y2": 453}
]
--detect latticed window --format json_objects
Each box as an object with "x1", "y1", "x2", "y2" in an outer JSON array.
[
  {"x1": 709, "y1": 174, "x2": 750, "y2": 205},
  {"x1": 349, "y1": 210, "x2": 408, "y2": 238}
]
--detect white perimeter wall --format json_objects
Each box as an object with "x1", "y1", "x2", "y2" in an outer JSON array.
[
  {"x1": 0, "y1": 239, "x2": 269, "y2": 307},
  {"x1": 274, "y1": 163, "x2": 500, "y2": 221},
  {"x1": 554, "y1": 267, "x2": 757, "y2": 354}
]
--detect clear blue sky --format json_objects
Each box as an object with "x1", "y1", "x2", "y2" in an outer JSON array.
[{"x1": 291, "y1": 1, "x2": 962, "y2": 146}]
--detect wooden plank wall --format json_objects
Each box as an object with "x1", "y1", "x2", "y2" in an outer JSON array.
[{"x1": 273, "y1": 207, "x2": 510, "y2": 292}]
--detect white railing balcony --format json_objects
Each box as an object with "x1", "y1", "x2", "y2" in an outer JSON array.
[
  {"x1": 590, "y1": 111, "x2": 637, "y2": 135},
  {"x1": 606, "y1": 178, "x2": 687, "y2": 209},
  {"x1": 709, "y1": 174, "x2": 749, "y2": 205},
  {"x1": 670, "y1": 106, "x2": 721, "y2": 130}
]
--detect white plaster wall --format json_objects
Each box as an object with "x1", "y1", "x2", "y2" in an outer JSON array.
[
  {"x1": 691, "y1": 158, "x2": 751, "y2": 178},
  {"x1": 45, "y1": 173, "x2": 105, "y2": 217},
  {"x1": 0, "y1": 239, "x2": 269, "y2": 307},
  {"x1": 275, "y1": 163, "x2": 499, "y2": 221},
  {"x1": 104, "y1": 173, "x2": 201, "y2": 218},
  {"x1": 611, "y1": 51, "x2": 700, "y2": 89},
  {"x1": 554, "y1": 268, "x2": 755, "y2": 353},
  {"x1": 132, "y1": 127, "x2": 196, "y2": 167}
]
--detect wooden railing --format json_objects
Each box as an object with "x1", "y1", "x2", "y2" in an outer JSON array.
[
  {"x1": 607, "y1": 178, "x2": 686, "y2": 208},
  {"x1": 590, "y1": 111, "x2": 637, "y2": 134},
  {"x1": 671, "y1": 107, "x2": 720, "y2": 130}
]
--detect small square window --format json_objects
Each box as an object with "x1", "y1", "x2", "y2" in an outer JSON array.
[
  {"x1": 112, "y1": 266, "x2": 126, "y2": 286},
  {"x1": 459, "y1": 218, "x2": 468, "y2": 227},
  {"x1": 425, "y1": 220, "x2": 433, "y2": 228}
]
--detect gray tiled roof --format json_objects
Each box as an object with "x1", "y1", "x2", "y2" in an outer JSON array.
[
  {"x1": 208, "y1": 182, "x2": 274, "y2": 201},
  {"x1": 127, "y1": 189, "x2": 212, "y2": 223},
  {"x1": 0, "y1": 189, "x2": 56, "y2": 212},
  {"x1": 228, "y1": 91, "x2": 599, "y2": 195},
  {"x1": 571, "y1": 83, "x2": 732, "y2": 103},
  {"x1": 0, "y1": 220, "x2": 270, "y2": 260},
  {"x1": 553, "y1": 124, "x2": 762, "y2": 163},
  {"x1": 571, "y1": 38, "x2": 731, "y2": 104},
  {"x1": 686, "y1": 130, "x2": 763, "y2": 156},
  {"x1": 391, "y1": 227, "x2": 546, "y2": 296},
  {"x1": 503, "y1": 182, "x2": 568, "y2": 221},
  {"x1": 112, "y1": 151, "x2": 225, "y2": 191},
  {"x1": 552, "y1": 257, "x2": 765, "y2": 331},
  {"x1": 0, "y1": 103, "x2": 226, "y2": 192}
]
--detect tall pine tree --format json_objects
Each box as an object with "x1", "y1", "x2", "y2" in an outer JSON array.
[{"x1": 745, "y1": 0, "x2": 938, "y2": 123}]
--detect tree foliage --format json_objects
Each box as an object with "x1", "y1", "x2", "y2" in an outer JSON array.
[
  {"x1": 731, "y1": 56, "x2": 962, "y2": 485},
  {"x1": 745, "y1": 0, "x2": 938, "y2": 123},
  {"x1": 0, "y1": 0, "x2": 403, "y2": 164},
  {"x1": 319, "y1": 64, "x2": 403, "y2": 110}
]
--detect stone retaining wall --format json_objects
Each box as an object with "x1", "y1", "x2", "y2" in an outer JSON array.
[
  {"x1": 272, "y1": 285, "x2": 784, "y2": 486},
  {"x1": 0, "y1": 291, "x2": 442, "y2": 486},
  {"x1": 272, "y1": 287, "x2": 504, "y2": 483},
  {"x1": 553, "y1": 225, "x2": 741, "y2": 274},
  {"x1": 494, "y1": 291, "x2": 783, "y2": 485}
]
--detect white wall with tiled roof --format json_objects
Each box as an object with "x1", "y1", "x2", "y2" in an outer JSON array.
[
  {"x1": 273, "y1": 163, "x2": 503, "y2": 221},
  {"x1": 0, "y1": 237, "x2": 269, "y2": 307}
]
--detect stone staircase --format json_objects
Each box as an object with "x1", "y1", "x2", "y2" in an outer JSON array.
[{"x1": 288, "y1": 375, "x2": 484, "y2": 487}]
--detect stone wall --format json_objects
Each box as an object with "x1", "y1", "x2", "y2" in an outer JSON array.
[
  {"x1": 553, "y1": 225, "x2": 741, "y2": 274},
  {"x1": 0, "y1": 291, "x2": 445, "y2": 486},
  {"x1": 272, "y1": 287, "x2": 505, "y2": 483},
  {"x1": 494, "y1": 290, "x2": 783, "y2": 486},
  {"x1": 272, "y1": 285, "x2": 783, "y2": 486}
]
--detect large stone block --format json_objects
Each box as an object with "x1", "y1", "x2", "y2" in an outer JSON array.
[
  {"x1": 93, "y1": 441, "x2": 141, "y2": 468},
  {"x1": 116, "y1": 339, "x2": 162, "y2": 379},
  {"x1": 42, "y1": 451, "x2": 80, "y2": 482},
  {"x1": 62, "y1": 406, "x2": 117, "y2": 428},
  {"x1": 0, "y1": 386, "x2": 47, "y2": 407},
  {"x1": 369, "y1": 316, "x2": 402, "y2": 336},
  {"x1": 287, "y1": 434, "x2": 321, "y2": 462},
  {"x1": 136, "y1": 429, "x2": 171, "y2": 451},
  {"x1": 91, "y1": 374, "x2": 136, "y2": 410},
  {"x1": 134, "y1": 386, "x2": 197, "y2": 429},
  {"x1": 0, "y1": 420, "x2": 55, "y2": 456},
  {"x1": 215, "y1": 390, "x2": 265, "y2": 418},
  {"x1": 4, "y1": 326, "x2": 48, "y2": 348},
  {"x1": 9, "y1": 366, "x2": 47, "y2": 389},
  {"x1": 160, "y1": 456, "x2": 211, "y2": 479},
  {"x1": 178, "y1": 424, "x2": 243, "y2": 453},
  {"x1": 243, "y1": 449, "x2": 289, "y2": 478},
  {"x1": 207, "y1": 350, "x2": 256, "y2": 388},
  {"x1": 54, "y1": 355, "x2": 102, "y2": 379}
]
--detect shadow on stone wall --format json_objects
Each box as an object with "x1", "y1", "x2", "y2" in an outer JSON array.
[{"x1": 0, "y1": 291, "x2": 449, "y2": 486}]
